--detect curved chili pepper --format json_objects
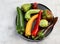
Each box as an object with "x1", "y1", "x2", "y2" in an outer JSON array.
[
  {"x1": 31, "y1": 10, "x2": 42, "y2": 37},
  {"x1": 25, "y1": 14, "x2": 38, "y2": 37}
]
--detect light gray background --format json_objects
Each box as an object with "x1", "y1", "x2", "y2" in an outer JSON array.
[{"x1": 0, "y1": 0, "x2": 60, "y2": 44}]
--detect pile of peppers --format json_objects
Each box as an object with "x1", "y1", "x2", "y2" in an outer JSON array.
[
  {"x1": 25, "y1": 3, "x2": 43, "y2": 39},
  {"x1": 25, "y1": 3, "x2": 44, "y2": 39},
  {"x1": 16, "y1": 2, "x2": 54, "y2": 40}
]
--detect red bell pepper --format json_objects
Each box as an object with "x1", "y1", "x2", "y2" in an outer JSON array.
[
  {"x1": 33, "y1": 2, "x2": 38, "y2": 9},
  {"x1": 31, "y1": 10, "x2": 42, "y2": 37}
]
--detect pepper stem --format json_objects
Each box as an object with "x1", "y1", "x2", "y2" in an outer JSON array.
[{"x1": 32, "y1": 36, "x2": 35, "y2": 39}]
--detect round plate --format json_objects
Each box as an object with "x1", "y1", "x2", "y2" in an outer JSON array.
[{"x1": 16, "y1": 3, "x2": 53, "y2": 42}]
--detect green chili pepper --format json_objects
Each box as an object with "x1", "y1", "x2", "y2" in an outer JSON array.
[
  {"x1": 16, "y1": 7, "x2": 24, "y2": 34},
  {"x1": 34, "y1": 30, "x2": 44, "y2": 40},
  {"x1": 25, "y1": 9, "x2": 40, "y2": 20}
]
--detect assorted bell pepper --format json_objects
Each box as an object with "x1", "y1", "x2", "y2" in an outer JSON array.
[{"x1": 21, "y1": 4, "x2": 31, "y2": 12}]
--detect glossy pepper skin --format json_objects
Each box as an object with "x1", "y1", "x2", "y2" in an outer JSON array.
[
  {"x1": 16, "y1": 7, "x2": 24, "y2": 34},
  {"x1": 31, "y1": 10, "x2": 42, "y2": 37},
  {"x1": 25, "y1": 14, "x2": 38, "y2": 37}
]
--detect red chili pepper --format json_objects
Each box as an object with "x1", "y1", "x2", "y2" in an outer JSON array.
[
  {"x1": 33, "y1": 2, "x2": 38, "y2": 9},
  {"x1": 31, "y1": 10, "x2": 42, "y2": 37}
]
